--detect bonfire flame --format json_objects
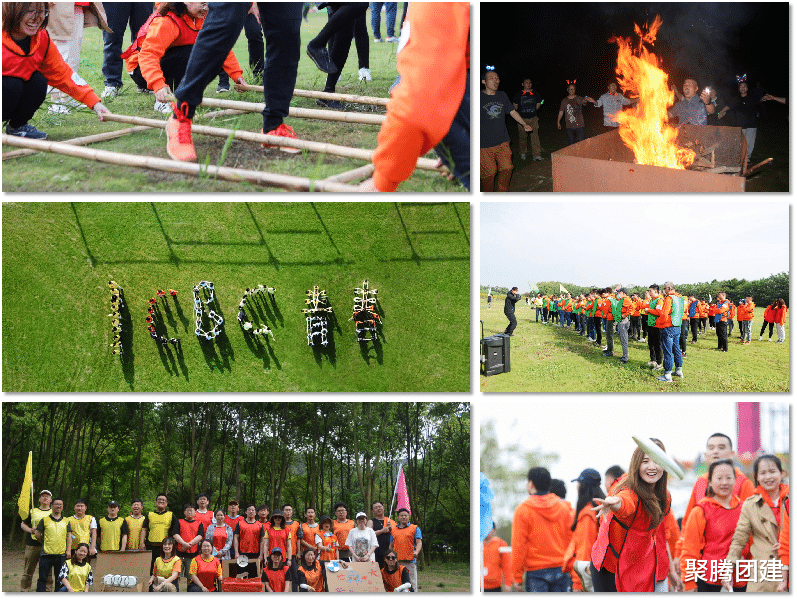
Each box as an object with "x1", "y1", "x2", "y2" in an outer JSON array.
[{"x1": 610, "y1": 15, "x2": 695, "y2": 169}]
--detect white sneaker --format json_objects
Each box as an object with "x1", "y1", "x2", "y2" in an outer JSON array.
[
  {"x1": 759, "y1": 336, "x2": 763, "y2": 341},
  {"x1": 574, "y1": 561, "x2": 594, "y2": 592},
  {"x1": 358, "y1": 67, "x2": 372, "y2": 81},
  {"x1": 373, "y1": 37, "x2": 383, "y2": 43},
  {"x1": 101, "y1": 85, "x2": 120, "y2": 99},
  {"x1": 674, "y1": 368, "x2": 684, "y2": 378},
  {"x1": 48, "y1": 103, "x2": 71, "y2": 114},
  {"x1": 386, "y1": 36, "x2": 399, "y2": 42},
  {"x1": 520, "y1": 153, "x2": 526, "y2": 160},
  {"x1": 154, "y1": 100, "x2": 172, "y2": 114}
]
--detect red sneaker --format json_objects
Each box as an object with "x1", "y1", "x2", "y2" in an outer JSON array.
[
  {"x1": 261, "y1": 123, "x2": 301, "y2": 154},
  {"x1": 166, "y1": 102, "x2": 196, "y2": 162}
]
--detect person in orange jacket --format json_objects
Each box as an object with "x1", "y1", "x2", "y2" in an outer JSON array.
[
  {"x1": 630, "y1": 293, "x2": 643, "y2": 341},
  {"x1": 640, "y1": 290, "x2": 651, "y2": 343},
  {"x1": 698, "y1": 299, "x2": 709, "y2": 334},
  {"x1": 511, "y1": 467, "x2": 572, "y2": 592},
  {"x1": 773, "y1": 298, "x2": 787, "y2": 343},
  {"x1": 360, "y1": 2, "x2": 469, "y2": 191},
  {"x1": 678, "y1": 294, "x2": 690, "y2": 356},
  {"x1": 737, "y1": 295, "x2": 755, "y2": 344},
  {"x1": 727, "y1": 299, "x2": 736, "y2": 338},
  {"x1": 483, "y1": 523, "x2": 511, "y2": 592},
  {"x1": 124, "y1": 3, "x2": 244, "y2": 114},
  {"x1": 713, "y1": 291, "x2": 730, "y2": 352},
  {"x1": 680, "y1": 459, "x2": 749, "y2": 591},
  {"x1": 2, "y1": 2, "x2": 110, "y2": 139},
  {"x1": 759, "y1": 302, "x2": 776, "y2": 341},
  {"x1": 563, "y1": 469, "x2": 604, "y2": 591},
  {"x1": 776, "y1": 495, "x2": 789, "y2": 592},
  {"x1": 612, "y1": 288, "x2": 633, "y2": 363},
  {"x1": 646, "y1": 282, "x2": 684, "y2": 382},
  {"x1": 707, "y1": 302, "x2": 717, "y2": 331}
]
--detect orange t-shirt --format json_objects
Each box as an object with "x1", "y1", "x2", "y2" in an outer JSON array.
[{"x1": 483, "y1": 536, "x2": 511, "y2": 589}]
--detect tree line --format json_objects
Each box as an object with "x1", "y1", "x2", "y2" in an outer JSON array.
[
  {"x1": 2, "y1": 402, "x2": 469, "y2": 564},
  {"x1": 482, "y1": 272, "x2": 789, "y2": 307}
]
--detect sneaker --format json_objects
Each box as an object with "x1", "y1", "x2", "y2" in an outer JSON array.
[
  {"x1": 520, "y1": 153, "x2": 526, "y2": 160},
  {"x1": 619, "y1": 358, "x2": 628, "y2": 364},
  {"x1": 316, "y1": 98, "x2": 345, "y2": 110},
  {"x1": 373, "y1": 37, "x2": 383, "y2": 43},
  {"x1": 653, "y1": 364, "x2": 663, "y2": 371},
  {"x1": 358, "y1": 67, "x2": 372, "y2": 81},
  {"x1": 216, "y1": 83, "x2": 230, "y2": 93},
  {"x1": 657, "y1": 373, "x2": 673, "y2": 382},
  {"x1": 154, "y1": 100, "x2": 172, "y2": 114},
  {"x1": 602, "y1": 345, "x2": 608, "y2": 351},
  {"x1": 640, "y1": 338, "x2": 646, "y2": 342},
  {"x1": 166, "y1": 102, "x2": 196, "y2": 162},
  {"x1": 6, "y1": 123, "x2": 47, "y2": 139},
  {"x1": 101, "y1": 85, "x2": 120, "y2": 99},
  {"x1": 306, "y1": 44, "x2": 337, "y2": 74},
  {"x1": 768, "y1": 338, "x2": 772, "y2": 342},
  {"x1": 386, "y1": 36, "x2": 399, "y2": 42},
  {"x1": 574, "y1": 561, "x2": 594, "y2": 593},
  {"x1": 534, "y1": 155, "x2": 544, "y2": 161},
  {"x1": 602, "y1": 351, "x2": 613, "y2": 357},
  {"x1": 261, "y1": 123, "x2": 301, "y2": 154},
  {"x1": 759, "y1": 336, "x2": 763, "y2": 341},
  {"x1": 674, "y1": 368, "x2": 684, "y2": 377}
]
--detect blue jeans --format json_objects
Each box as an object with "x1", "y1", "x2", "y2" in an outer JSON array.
[
  {"x1": 434, "y1": 70, "x2": 470, "y2": 190},
  {"x1": 525, "y1": 567, "x2": 571, "y2": 592},
  {"x1": 370, "y1": 2, "x2": 397, "y2": 38},
  {"x1": 535, "y1": 307, "x2": 541, "y2": 322},
  {"x1": 566, "y1": 126, "x2": 586, "y2": 145},
  {"x1": 102, "y1": 2, "x2": 154, "y2": 87},
  {"x1": 661, "y1": 325, "x2": 682, "y2": 372}
]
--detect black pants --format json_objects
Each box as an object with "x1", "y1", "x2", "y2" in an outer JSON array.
[
  {"x1": 641, "y1": 316, "x2": 648, "y2": 339},
  {"x1": 690, "y1": 317, "x2": 699, "y2": 342},
  {"x1": 37, "y1": 554, "x2": 65, "y2": 592},
  {"x1": 697, "y1": 580, "x2": 746, "y2": 592},
  {"x1": 130, "y1": 44, "x2": 193, "y2": 93},
  {"x1": 245, "y1": 11, "x2": 265, "y2": 75},
  {"x1": 175, "y1": 2, "x2": 301, "y2": 132},
  {"x1": 630, "y1": 315, "x2": 641, "y2": 339},
  {"x1": 353, "y1": 11, "x2": 369, "y2": 69},
  {"x1": 589, "y1": 562, "x2": 616, "y2": 592},
  {"x1": 760, "y1": 321, "x2": 774, "y2": 337},
  {"x1": 593, "y1": 316, "x2": 602, "y2": 345},
  {"x1": 102, "y1": 2, "x2": 154, "y2": 87},
  {"x1": 317, "y1": 3, "x2": 369, "y2": 92},
  {"x1": 484, "y1": 586, "x2": 502, "y2": 592},
  {"x1": 2, "y1": 72, "x2": 48, "y2": 128},
  {"x1": 504, "y1": 311, "x2": 517, "y2": 335},
  {"x1": 716, "y1": 320, "x2": 727, "y2": 351},
  {"x1": 648, "y1": 327, "x2": 662, "y2": 364}
]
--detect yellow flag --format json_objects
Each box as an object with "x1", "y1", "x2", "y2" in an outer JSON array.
[
  {"x1": 559, "y1": 284, "x2": 569, "y2": 294},
  {"x1": 18, "y1": 451, "x2": 33, "y2": 520}
]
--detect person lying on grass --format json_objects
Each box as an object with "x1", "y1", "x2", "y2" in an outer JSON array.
[{"x1": 2, "y1": 2, "x2": 110, "y2": 140}]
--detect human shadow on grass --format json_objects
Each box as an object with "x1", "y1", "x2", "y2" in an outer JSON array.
[
  {"x1": 162, "y1": 297, "x2": 178, "y2": 330},
  {"x1": 199, "y1": 337, "x2": 223, "y2": 372},
  {"x1": 242, "y1": 329, "x2": 281, "y2": 371},
  {"x1": 118, "y1": 290, "x2": 135, "y2": 389},
  {"x1": 211, "y1": 297, "x2": 234, "y2": 371},
  {"x1": 71, "y1": 203, "x2": 97, "y2": 268},
  {"x1": 311, "y1": 312, "x2": 339, "y2": 368},
  {"x1": 172, "y1": 296, "x2": 191, "y2": 333},
  {"x1": 359, "y1": 337, "x2": 384, "y2": 366}
]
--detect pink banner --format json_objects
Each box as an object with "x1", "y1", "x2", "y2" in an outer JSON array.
[
  {"x1": 396, "y1": 465, "x2": 411, "y2": 514},
  {"x1": 736, "y1": 402, "x2": 761, "y2": 464}
]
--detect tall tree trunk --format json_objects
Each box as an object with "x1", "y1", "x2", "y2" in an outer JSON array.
[
  {"x1": 235, "y1": 410, "x2": 243, "y2": 502},
  {"x1": 133, "y1": 402, "x2": 144, "y2": 498}
]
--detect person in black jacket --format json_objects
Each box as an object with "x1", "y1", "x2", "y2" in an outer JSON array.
[{"x1": 504, "y1": 287, "x2": 520, "y2": 336}]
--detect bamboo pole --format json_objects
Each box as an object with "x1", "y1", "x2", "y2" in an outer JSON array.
[
  {"x1": 198, "y1": 109, "x2": 247, "y2": 119},
  {"x1": 1, "y1": 135, "x2": 360, "y2": 192},
  {"x1": 100, "y1": 113, "x2": 441, "y2": 171},
  {"x1": 199, "y1": 97, "x2": 386, "y2": 125},
  {"x1": 322, "y1": 164, "x2": 375, "y2": 183},
  {"x1": 235, "y1": 83, "x2": 390, "y2": 107},
  {"x1": 2, "y1": 126, "x2": 150, "y2": 160}
]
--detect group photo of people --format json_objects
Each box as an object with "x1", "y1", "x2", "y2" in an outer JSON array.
[
  {"x1": 481, "y1": 402, "x2": 790, "y2": 592},
  {"x1": 4, "y1": 402, "x2": 470, "y2": 592}
]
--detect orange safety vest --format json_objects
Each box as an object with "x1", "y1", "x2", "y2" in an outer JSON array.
[{"x1": 121, "y1": 11, "x2": 199, "y2": 59}]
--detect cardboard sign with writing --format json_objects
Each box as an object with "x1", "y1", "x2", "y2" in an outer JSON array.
[{"x1": 326, "y1": 561, "x2": 385, "y2": 593}]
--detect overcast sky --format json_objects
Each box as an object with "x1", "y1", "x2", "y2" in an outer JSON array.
[
  {"x1": 480, "y1": 202, "x2": 789, "y2": 289},
  {"x1": 482, "y1": 401, "x2": 789, "y2": 523}
]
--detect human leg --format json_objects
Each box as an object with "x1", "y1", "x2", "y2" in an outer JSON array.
[
  {"x1": 776, "y1": 323, "x2": 785, "y2": 343},
  {"x1": 259, "y1": 2, "x2": 303, "y2": 132},
  {"x1": 244, "y1": 11, "x2": 265, "y2": 77},
  {"x1": 717, "y1": 320, "x2": 727, "y2": 351},
  {"x1": 494, "y1": 141, "x2": 514, "y2": 192},
  {"x1": 742, "y1": 127, "x2": 757, "y2": 164},
  {"x1": 566, "y1": 127, "x2": 577, "y2": 145},
  {"x1": 593, "y1": 316, "x2": 602, "y2": 345},
  {"x1": 517, "y1": 121, "x2": 529, "y2": 155},
  {"x1": 370, "y1": 2, "x2": 384, "y2": 40},
  {"x1": 160, "y1": 45, "x2": 194, "y2": 92},
  {"x1": 102, "y1": 3, "x2": 133, "y2": 89},
  {"x1": 398, "y1": 561, "x2": 418, "y2": 592},
  {"x1": 480, "y1": 145, "x2": 499, "y2": 192},
  {"x1": 619, "y1": 318, "x2": 629, "y2": 360},
  {"x1": 529, "y1": 116, "x2": 542, "y2": 157},
  {"x1": 434, "y1": 71, "x2": 470, "y2": 190},
  {"x1": 3, "y1": 72, "x2": 48, "y2": 129},
  {"x1": 504, "y1": 312, "x2": 517, "y2": 335},
  {"x1": 353, "y1": 11, "x2": 369, "y2": 70},
  {"x1": 385, "y1": 2, "x2": 397, "y2": 37},
  {"x1": 605, "y1": 320, "x2": 614, "y2": 354},
  {"x1": 680, "y1": 320, "x2": 688, "y2": 353}
]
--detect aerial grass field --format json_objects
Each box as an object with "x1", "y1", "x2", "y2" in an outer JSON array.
[
  {"x1": 479, "y1": 297, "x2": 789, "y2": 392},
  {"x1": 2, "y1": 9, "x2": 463, "y2": 192},
  {"x1": 2, "y1": 202, "x2": 470, "y2": 392}
]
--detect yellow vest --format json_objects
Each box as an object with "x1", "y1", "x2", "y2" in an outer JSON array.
[
  {"x1": 154, "y1": 556, "x2": 182, "y2": 579},
  {"x1": 40, "y1": 514, "x2": 69, "y2": 555},
  {"x1": 98, "y1": 516, "x2": 125, "y2": 551},
  {"x1": 147, "y1": 511, "x2": 173, "y2": 543},
  {"x1": 63, "y1": 560, "x2": 92, "y2": 592},
  {"x1": 68, "y1": 514, "x2": 94, "y2": 549},
  {"x1": 125, "y1": 514, "x2": 145, "y2": 550},
  {"x1": 30, "y1": 507, "x2": 52, "y2": 541}
]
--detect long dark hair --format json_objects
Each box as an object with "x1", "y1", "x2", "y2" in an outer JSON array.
[
  {"x1": 1, "y1": 3, "x2": 49, "y2": 34},
  {"x1": 616, "y1": 438, "x2": 669, "y2": 530},
  {"x1": 300, "y1": 546, "x2": 318, "y2": 570},
  {"x1": 705, "y1": 459, "x2": 735, "y2": 497},
  {"x1": 753, "y1": 454, "x2": 784, "y2": 487},
  {"x1": 71, "y1": 542, "x2": 90, "y2": 566},
  {"x1": 572, "y1": 481, "x2": 605, "y2": 531},
  {"x1": 161, "y1": 536, "x2": 177, "y2": 560},
  {"x1": 159, "y1": 3, "x2": 188, "y2": 17}
]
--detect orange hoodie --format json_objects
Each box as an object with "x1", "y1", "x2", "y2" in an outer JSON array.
[
  {"x1": 737, "y1": 301, "x2": 755, "y2": 321},
  {"x1": 646, "y1": 294, "x2": 674, "y2": 328},
  {"x1": 2, "y1": 30, "x2": 100, "y2": 109},
  {"x1": 562, "y1": 504, "x2": 599, "y2": 590},
  {"x1": 483, "y1": 535, "x2": 511, "y2": 589},
  {"x1": 511, "y1": 493, "x2": 573, "y2": 582},
  {"x1": 372, "y1": 3, "x2": 470, "y2": 192}
]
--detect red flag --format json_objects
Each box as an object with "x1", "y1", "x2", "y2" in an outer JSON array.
[{"x1": 396, "y1": 465, "x2": 411, "y2": 514}]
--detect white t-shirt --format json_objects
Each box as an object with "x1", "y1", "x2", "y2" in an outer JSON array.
[{"x1": 345, "y1": 527, "x2": 378, "y2": 561}]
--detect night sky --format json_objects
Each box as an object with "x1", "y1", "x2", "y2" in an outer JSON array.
[{"x1": 480, "y1": 3, "x2": 789, "y2": 106}]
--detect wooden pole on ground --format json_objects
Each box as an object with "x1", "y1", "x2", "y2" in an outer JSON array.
[
  {"x1": 2, "y1": 126, "x2": 150, "y2": 160},
  {"x1": 322, "y1": 164, "x2": 375, "y2": 183},
  {"x1": 1, "y1": 135, "x2": 360, "y2": 192},
  {"x1": 198, "y1": 109, "x2": 247, "y2": 119},
  {"x1": 235, "y1": 83, "x2": 389, "y2": 107},
  {"x1": 199, "y1": 97, "x2": 386, "y2": 125},
  {"x1": 100, "y1": 113, "x2": 441, "y2": 171}
]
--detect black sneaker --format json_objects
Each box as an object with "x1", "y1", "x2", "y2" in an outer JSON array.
[
  {"x1": 306, "y1": 44, "x2": 337, "y2": 73},
  {"x1": 316, "y1": 98, "x2": 345, "y2": 109},
  {"x1": 216, "y1": 83, "x2": 231, "y2": 93},
  {"x1": 6, "y1": 123, "x2": 47, "y2": 139}
]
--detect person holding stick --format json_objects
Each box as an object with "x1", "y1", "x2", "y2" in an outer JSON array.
[
  {"x1": 2, "y1": 2, "x2": 110, "y2": 140},
  {"x1": 166, "y1": 2, "x2": 303, "y2": 162}
]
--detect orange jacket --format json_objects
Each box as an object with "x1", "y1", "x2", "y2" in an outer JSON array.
[
  {"x1": 132, "y1": 12, "x2": 242, "y2": 92},
  {"x1": 562, "y1": 505, "x2": 599, "y2": 590},
  {"x1": 2, "y1": 30, "x2": 101, "y2": 108},
  {"x1": 631, "y1": 299, "x2": 642, "y2": 317},
  {"x1": 715, "y1": 300, "x2": 730, "y2": 323},
  {"x1": 773, "y1": 305, "x2": 787, "y2": 325},
  {"x1": 737, "y1": 301, "x2": 755, "y2": 321},
  {"x1": 778, "y1": 499, "x2": 789, "y2": 567},
  {"x1": 646, "y1": 294, "x2": 674, "y2": 328},
  {"x1": 728, "y1": 303, "x2": 736, "y2": 320},
  {"x1": 372, "y1": 3, "x2": 469, "y2": 192},
  {"x1": 511, "y1": 493, "x2": 573, "y2": 582},
  {"x1": 483, "y1": 535, "x2": 511, "y2": 589},
  {"x1": 698, "y1": 301, "x2": 708, "y2": 318}
]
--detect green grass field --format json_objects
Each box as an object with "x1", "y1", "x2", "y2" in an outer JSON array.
[
  {"x1": 2, "y1": 10, "x2": 462, "y2": 192},
  {"x1": 2, "y1": 202, "x2": 470, "y2": 392},
  {"x1": 480, "y1": 298, "x2": 789, "y2": 392}
]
